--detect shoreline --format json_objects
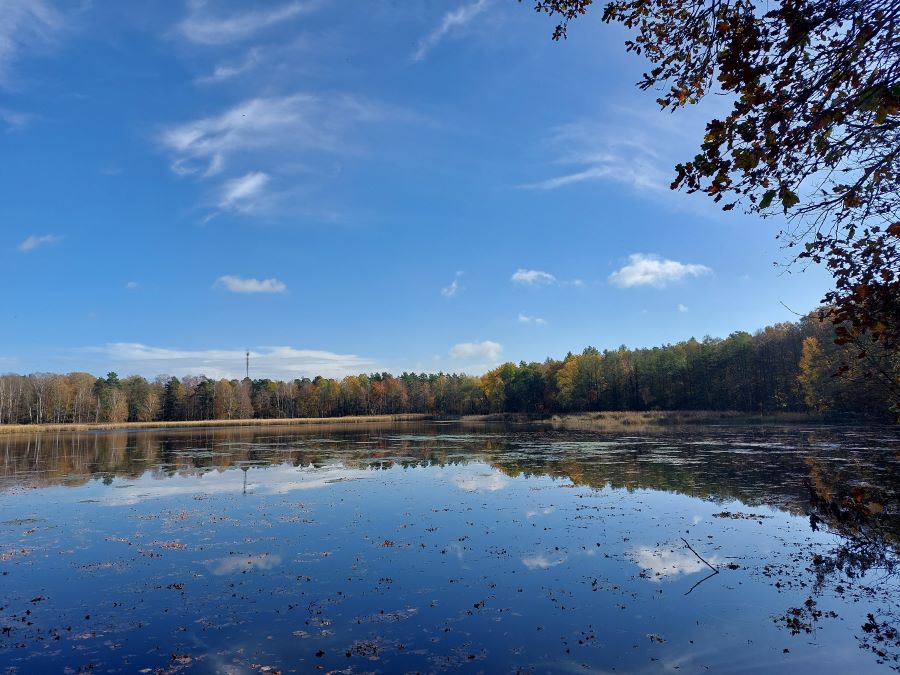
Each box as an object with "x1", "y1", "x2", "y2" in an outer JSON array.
[
  {"x1": 0, "y1": 410, "x2": 888, "y2": 435},
  {"x1": 462, "y1": 410, "x2": 885, "y2": 428},
  {"x1": 0, "y1": 413, "x2": 431, "y2": 435}
]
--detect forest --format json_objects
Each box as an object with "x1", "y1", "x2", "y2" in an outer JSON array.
[{"x1": 1, "y1": 311, "x2": 897, "y2": 426}]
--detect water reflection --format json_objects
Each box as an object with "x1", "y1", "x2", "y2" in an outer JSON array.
[
  {"x1": 631, "y1": 545, "x2": 722, "y2": 581},
  {"x1": 3, "y1": 423, "x2": 898, "y2": 518},
  {"x1": 0, "y1": 421, "x2": 897, "y2": 673}
]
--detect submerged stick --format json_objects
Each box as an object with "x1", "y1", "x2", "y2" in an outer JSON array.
[
  {"x1": 681, "y1": 537, "x2": 720, "y2": 595},
  {"x1": 681, "y1": 537, "x2": 719, "y2": 574}
]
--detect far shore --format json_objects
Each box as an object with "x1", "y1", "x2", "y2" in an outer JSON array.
[
  {"x1": 466, "y1": 410, "x2": 845, "y2": 429},
  {"x1": 0, "y1": 409, "x2": 885, "y2": 436},
  {"x1": 0, "y1": 413, "x2": 431, "y2": 435}
]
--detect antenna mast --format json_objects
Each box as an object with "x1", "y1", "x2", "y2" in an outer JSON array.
[{"x1": 245, "y1": 350, "x2": 250, "y2": 380}]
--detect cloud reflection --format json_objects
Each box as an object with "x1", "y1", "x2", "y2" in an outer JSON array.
[
  {"x1": 631, "y1": 545, "x2": 721, "y2": 582},
  {"x1": 522, "y1": 552, "x2": 567, "y2": 570},
  {"x1": 205, "y1": 553, "x2": 282, "y2": 575},
  {"x1": 104, "y1": 464, "x2": 370, "y2": 505},
  {"x1": 454, "y1": 470, "x2": 509, "y2": 492}
]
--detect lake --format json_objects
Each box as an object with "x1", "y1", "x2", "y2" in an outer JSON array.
[{"x1": 1, "y1": 421, "x2": 898, "y2": 673}]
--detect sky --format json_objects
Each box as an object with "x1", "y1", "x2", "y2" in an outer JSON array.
[{"x1": 1, "y1": 0, "x2": 832, "y2": 380}]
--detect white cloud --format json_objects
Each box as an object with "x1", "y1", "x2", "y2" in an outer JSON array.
[
  {"x1": 519, "y1": 119, "x2": 672, "y2": 193},
  {"x1": 125, "y1": 281, "x2": 140, "y2": 290},
  {"x1": 215, "y1": 275, "x2": 287, "y2": 294},
  {"x1": 196, "y1": 48, "x2": 262, "y2": 84},
  {"x1": 609, "y1": 254, "x2": 711, "y2": 288},
  {"x1": 449, "y1": 340, "x2": 502, "y2": 360},
  {"x1": 518, "y1": 313, "x2": 546, "y2": 325},
  {"x1": 511, "y1": 268, "x2": 556, "y2": 286},
  {"x1": 0, "y1": 0, "x2": 62, "y2": 87},
  {"x1": 160, "y1": 94, "x2": 383, "y2": 181},
  {"x1": 178, "y1": 1, "x2": 316, "y2": 45},
  {"x1": 18, "y1": 233, "x2": 61, "y2": 252},
  {"x1": 677, "y1": 303, "x2": 688, "y2": 312},
  {"x1": 219, "y1": 171, "x2": 270, "y2": 212},
  {"x1": 413, "y1": 0, "x2": 490, "y2": 62},
  {"x1": 441, "y1": 271, "x2": 464, "y2": 298},
  {"x1": 88, "y1": 343, "x2": 375, "y2": 380}
]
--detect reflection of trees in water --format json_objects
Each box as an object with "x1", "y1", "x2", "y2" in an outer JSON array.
[
  {"x1": 803, "y1": 459, "x2": 900, "y2": 669},
  {"x1": 2, "y1": 423, "x2": 900, "y2": 667},
  {"x1": 3, "y1": 425, "x2": 898, "y2": 518}
]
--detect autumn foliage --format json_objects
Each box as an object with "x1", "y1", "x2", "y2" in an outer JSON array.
[
  {"x1": 1, "y1": 313, "x2": 896, "y2": 426},
  {"x1": 528, "y1": 0, "x2": 900, "y2": 352}
]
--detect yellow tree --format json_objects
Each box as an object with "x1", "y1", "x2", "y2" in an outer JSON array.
[{"x1": 797, "y1": 337, "x2": 833, "y2": 413}]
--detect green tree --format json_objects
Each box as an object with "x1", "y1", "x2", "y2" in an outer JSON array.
[
  {"x1": 162, "y1": 376, "x2": 183, "y2": 421},
  {"x1": 94, "y1": 372, "x2": 127, "y2": 423}
]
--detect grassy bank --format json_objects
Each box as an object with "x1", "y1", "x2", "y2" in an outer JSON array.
[
  {"x1": 0, "y1": 413, "x2": 431, "y2": 435},
  {"x1": 1, "y1": 410, "x2": 885, "y2": 436},
  {"x1": 463, "y1": 410, "x2": 833, "y2": 428}
]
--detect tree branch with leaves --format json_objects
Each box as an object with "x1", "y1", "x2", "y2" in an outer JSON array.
[{"x1": 527, "y1": 0, "x2": 900, "y2": 354}]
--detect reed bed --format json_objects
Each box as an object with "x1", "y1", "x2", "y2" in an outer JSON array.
[{"x1": 0, "y1": 413, "x2": 431, "y2": 435}]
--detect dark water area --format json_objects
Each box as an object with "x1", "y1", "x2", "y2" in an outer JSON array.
[{"x1": 1, "y1": 421, "x2": 898, "y2": 673}]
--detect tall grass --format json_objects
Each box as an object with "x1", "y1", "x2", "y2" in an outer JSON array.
[{"x1": 0, "y1": 413, "x2": 431, "y2": 435}]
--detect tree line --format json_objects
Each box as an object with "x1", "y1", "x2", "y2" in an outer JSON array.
[{"x1": 1, "y1": 312, "x2": 897, "y2": 426}]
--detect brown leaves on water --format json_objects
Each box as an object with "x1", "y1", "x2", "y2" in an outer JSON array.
[{"x1": 713, "y1": 511, "x2": 771, "y2": 521}]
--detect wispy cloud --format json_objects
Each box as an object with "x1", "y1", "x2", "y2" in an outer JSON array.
[
  {"x1": 441, "y1": 271, "x2": 464, "y2": 298},
  {"x1": 125, "y1": 281, "x2": 140, "y2": 290},
  {"x1": 518, "y1": 313, "x2": 547, "y2": 325},
  {"x1": 0, "y1": 107, "x2": 31, "y2": 130},
  {"x1": 160, "y1": 94, "x2": 378, "y2": 178},
  {"x1": 677, "y1": 303, "x2": 689, "y2": 313},
  {"x1": 0, "y1": 0, "x2": 63, "y2": 87},
  {"x1": 196, "y1": 48, "x2": 262, "y2": 84},
  {"x1": 511, "y1": 269, "x2": 584, "y2": 288},
  {"x1": 87, "y1": 343, "x2": 375, "y2": 380},
  {"x1": 609, "y1": 254, "x2": 711, "y2": 288},
  {"x1": 159, "y1": 94, "x2": 387, "y2": 220},
  {"x1": 215, "y1": 275, "x2": 287, "y2": 294},
  {"x1": 519, "y1": 118, "x2": 672, "y2": 193},
  {"x1": 413, "y1": 0, "x2": 490, "y2": 62},
  {"x1": 449, "y1": 340, "x2": 502, "y2": 360},
  {"x1": 219, "y1": 171, "x2": 270, "y2": 212},
  {"x1": 177, "y1": 1, "x2": 317, "y2": 45},
  {"x1": 18, "y1": 233, "x2": 62, "y2": 252},
  {"x1": 511, "y1": 268, "x2": 556, "y2": 286}
]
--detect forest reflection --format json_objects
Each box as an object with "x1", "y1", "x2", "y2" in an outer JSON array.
[{"x1": 3, "y1": 422, "x2": 897, "y2": 533}]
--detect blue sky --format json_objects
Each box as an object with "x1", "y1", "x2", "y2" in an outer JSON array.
[{"x1": 1, "y1": 0, "x2": 831, "y2": 380}]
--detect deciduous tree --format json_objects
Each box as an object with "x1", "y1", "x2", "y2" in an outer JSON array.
[{"x1": 528, "y1": 0, "x2": 900, "y2": 351}]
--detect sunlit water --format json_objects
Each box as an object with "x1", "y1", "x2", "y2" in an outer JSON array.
[{"x1": 1, "y1": 422, "x2": 898, "y2": 673}]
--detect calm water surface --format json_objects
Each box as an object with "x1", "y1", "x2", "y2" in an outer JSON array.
[{"x1": 1, "y1": 421, "x2": 898, "y2": 673}]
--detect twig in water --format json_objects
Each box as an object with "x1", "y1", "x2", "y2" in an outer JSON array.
[
  {"x1": 685, "y1": 570, "x2": 719, "y2": 596},
  {"x1": 681, "y1": 538, "x2": 720, "y2": 596},
  {"x1": 681, "y1": 537, "x2": 719, "y2": 574}
]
